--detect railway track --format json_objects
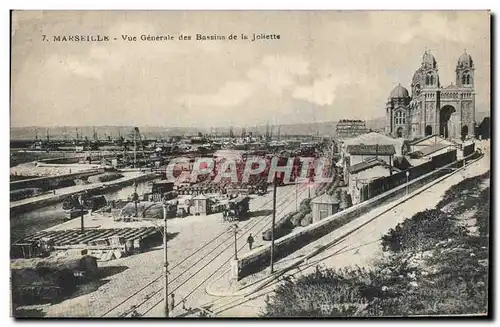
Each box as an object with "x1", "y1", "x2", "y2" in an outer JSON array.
[
  {"x1": 196, "y1": 151, "x2": 486, "y2": 317},
  {"x1": 100, "y1": 183, "x2": 311, "y2": 317}
]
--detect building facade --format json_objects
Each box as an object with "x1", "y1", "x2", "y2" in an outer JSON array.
[
  {"x1": 385, "y1": 50, "x2": 475, "y2": 141},
  {"x1": 336, "y1": 119, "x2": 369, "y2": 139}
]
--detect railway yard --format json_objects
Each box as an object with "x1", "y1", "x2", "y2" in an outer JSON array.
[{"x1": 9, "y1": 135, "x2": 490, "y2": 318}]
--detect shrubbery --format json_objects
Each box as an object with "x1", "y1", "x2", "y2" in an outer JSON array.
[
  {"x1": 263, "y1": 198, "x2": 313, "y2": 241},
  {"x1": 88, "y1": 172, "x2": 123, "y2": 183},
  {"x1": 381, "y1": 209, "x2": 468, "y2": 253},
  {"x1": 263, "y1": 172, "x2": 490, "y2": 317}
]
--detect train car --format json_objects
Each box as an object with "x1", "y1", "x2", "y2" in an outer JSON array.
[
  {"x1": 223, "y1": 196, "x2": 250, "y2": 222},
  {"x1": 10, "y1": 188, "x2": 43, "y2": 201}
]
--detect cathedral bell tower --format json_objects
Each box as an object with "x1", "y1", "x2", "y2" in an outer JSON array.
[
  {"x1": 455, "y1": 50, "x2": 475, "y2": 139},
  {"x1": 456, "y1": 49, "x2": 474, "y2": 88}
]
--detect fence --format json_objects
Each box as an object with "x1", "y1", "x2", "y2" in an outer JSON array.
[
  {"x1": 359, "y1": 149, "x2": 457, "y2": 202},
  {"x1": 463, "y1": 143, "x2": 475, "y2": 157}
]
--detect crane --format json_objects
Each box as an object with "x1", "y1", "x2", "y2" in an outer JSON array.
[{"x1": 132, "y1": 127, "x2": 146, "y2": 168}]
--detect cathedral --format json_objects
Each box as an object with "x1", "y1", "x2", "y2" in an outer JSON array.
[{"x1": 385, "y1": 50, "x2": 475, "y2": 141}]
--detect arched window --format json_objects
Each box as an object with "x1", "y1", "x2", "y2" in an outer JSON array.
[
  {"x1": 466, "y1": 74, "x2": 471, "y2": 85},
  {"x1": 395, "y1": 111, "x2": 406, "y2": 125},
  {"x1": 462, "y1": 74, "x2": 466, "y2": 85},
  {"x1": 430, "y1": 75, "x2": 434, "y2": 85}
]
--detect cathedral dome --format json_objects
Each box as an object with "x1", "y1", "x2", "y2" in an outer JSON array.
[
  {"x1": 422, "y1": 50, "x2": 437, "y2": 68},
  {"x1": 389, "y1": 84, "x2": 410, "y2": 98},
  {"x1": 458, "y1": 51, "x2": 473, "y2": 67},
  {"x1": 412, "y1": 67, "x2": 424, "y2": 84}
]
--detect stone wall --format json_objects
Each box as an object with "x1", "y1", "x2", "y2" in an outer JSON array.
[{"x1": 233, "y1": 152, "x2": 477, "y2": 280}]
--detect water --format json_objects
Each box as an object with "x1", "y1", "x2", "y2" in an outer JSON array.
[{"x1": 10, "y1": 179, "x2": 158, "y2": 242}]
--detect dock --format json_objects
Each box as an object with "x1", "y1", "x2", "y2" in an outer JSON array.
[{"x1": 10, "y1": 171, "x2": 157, "y2": 214}]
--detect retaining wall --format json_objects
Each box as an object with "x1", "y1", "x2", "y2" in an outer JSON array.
[
  {"x1": 10, "y1": 169, "x2": 102, "y2": 191},
  {"x1": 233, "y1": 152, "x2": 478, "y2": 279},
  {"x1": 10, "y1": 172, "x2": 157, "y2": 214}
]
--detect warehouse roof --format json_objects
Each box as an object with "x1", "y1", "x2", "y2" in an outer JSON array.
[
  {"x1": 349, "y1": 158, "x2": 385, "y2": 174},
  {"x1": 408, "y1": 144, "x2": 450, "y2": 158},
  {"x1": 348, "y1": 158, "x2": 400, "y2": 175},
  {"x1": 312, "y1": 193, "x2": 339, "y2": 205},
  {"x1": 346, "y1": 144, "x2": 396, "y2": 156}
]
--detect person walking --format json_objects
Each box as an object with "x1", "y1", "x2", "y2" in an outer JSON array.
[
  {"x1": 170, "y1": 293, "x2": 175, "y2": 315},
  {"x1": 247, "y1": 233, "x2": 255, "y2": 250}
]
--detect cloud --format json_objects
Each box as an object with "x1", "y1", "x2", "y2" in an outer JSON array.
[
  {"x1": 179, "y1": 80, "x2": 255, "y2": 107},
  {"x1": 292, "y1": 75, "x2": 345, "y2": 106},
  {"x1": 247, "y1": 55, "x2": 309, "y2": 95},
  {"x1": 63, "y1": 56, "x2": 103, "y2": 79},
  {"x1": 179, "y1": 55, "x2": 310, "y2": 107},
  {"x1": 11, "y1": 11, "x2": 490, "y2": 128}
]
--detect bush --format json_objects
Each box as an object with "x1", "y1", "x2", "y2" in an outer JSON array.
[
  {"x1": 264, "y1": 170, "x2": 490, "y2": 317},
  {"x1": 476, "y1": 187, "x2": 490, "y2": 237},
  {"x1": 300, "y1": 213, "x2": 313, "y2": 227},
  {"x1": 264, "y1": 266, "x2": 373, "y2": 317},
  {"x1": 88, "y1": 172, "x2": 123, "y2": 183},
  {"x1": 299, "y1": 198, "x2": 312, "y2": 213},
  {"x1": 290, "y1": 212, "x2": 305, "y2": 227},
  {"x1": 381, "y1": 209, "x2": 468, "y2": 253},
  {"x1": 262, "y1": 213, "x2": 294, "y2": 241}
]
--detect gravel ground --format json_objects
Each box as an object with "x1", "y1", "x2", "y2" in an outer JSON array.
[{"x1": 18, "y1": 183, "x2": 314, "y2": 317}]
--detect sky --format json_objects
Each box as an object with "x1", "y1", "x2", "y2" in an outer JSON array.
[{"x1": 11, "y1": 11, "x2": 490, "y2": 128}]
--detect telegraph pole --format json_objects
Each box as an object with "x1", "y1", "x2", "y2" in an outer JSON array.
[
  {"x1": 79, "y1": 195, "x2": 85, "y2": 234},
  {"x1": 133, "y1": 182, "x2": 139, "y2": 218},
  {"x1": 228, "y1": 224, "x2": 240, "y2": 260},
  {"x1": 295, "y1": 178, "x2": 298, "y2": 211},
  {"x1": 270, "y1": 173, "x2": 277, "y2": 274},
  {"x1": 406, "y1": 171, "x2": 410, "y2": 196},
  {"x1": 162, "y1": 202, "x2": 169, "y2": 318}
]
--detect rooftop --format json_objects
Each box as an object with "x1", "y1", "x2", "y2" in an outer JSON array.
[
  {"x1": 348, "y1": 158, "x2": 398, "y2": 174},
  {"x1": 311, "y1": 193, "x2": 339, "y2": 205},
  {"x1": 408, "y1": 143, "x2": 450, "y2": 158},
  {"x1": 346, "y1": 144, "x2": 396, "y2": 156},
  {"x1": 192, "y1": 193, "x2": 208, "y2": 200},
  {"x1": 408, "y1": 134, "x2": 434, "y2": 145}
]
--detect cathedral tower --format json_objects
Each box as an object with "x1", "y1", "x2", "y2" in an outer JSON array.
[{"x1": 385, "y1": 49, "x2": 476, "y2": 140}]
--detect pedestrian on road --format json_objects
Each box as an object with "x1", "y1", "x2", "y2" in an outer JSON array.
[
  {"x1": 182, "y1": 298, "x2": 187, "y2": 311},
  {"x1": 247, "y1": 233, "x2": 254, "y2": 250},
  {"x1": 170, "y1": 293, "x2": 175, "y2": 313}
]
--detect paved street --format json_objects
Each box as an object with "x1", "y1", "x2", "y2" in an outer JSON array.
[
  {"x1": 210, "y1": 146, "x2": 490, "y2": 317},
  {"x1": 37, "y1": 182, "x2": 315, "y2": 317},
  {"x1": 17, "y1": 143, "x2": 490, "y2": 318}
]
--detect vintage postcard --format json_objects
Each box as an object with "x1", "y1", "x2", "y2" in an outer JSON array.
[{"x1": 10, "y1": 10, "x2": 491, "y2": 318}]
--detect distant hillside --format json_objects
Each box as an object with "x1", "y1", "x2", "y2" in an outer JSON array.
[
  {"x1": 10, "y1": 112, "x2": 489, "y2": 141},
  {"x1": 9, "y1": 122, "x2": 362, "y2": 140}
]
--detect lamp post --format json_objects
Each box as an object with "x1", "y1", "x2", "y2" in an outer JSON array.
[
  {"x1": 78, "y1": 194, "x2": 85, "y2": 234},
  {"x1": 405, "y1": 171, "x2": 410, "y2": 196},
  {"x1": 133, "y1": 182, "x2": 139, "y2": 218},
  {"x1": 270, "y1": 175, "x2": 277, "y2": 274},
  {"x1": 162, "y1": 200, "x2": 169, "y2": 318},
  {"x1": 295, "y1": 178, "x2": 298, "y2": 211},
  {"x1": 228, "y1": 224, "x2": 240, "y2": 260}
]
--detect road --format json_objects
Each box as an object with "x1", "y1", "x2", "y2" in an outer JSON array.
[
  {"x1": 36, "y1": 182, "x2": 316, "y2": 317},
  {"x1": 10, "y1": 171, "x2": 155, "y2": 211}
]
